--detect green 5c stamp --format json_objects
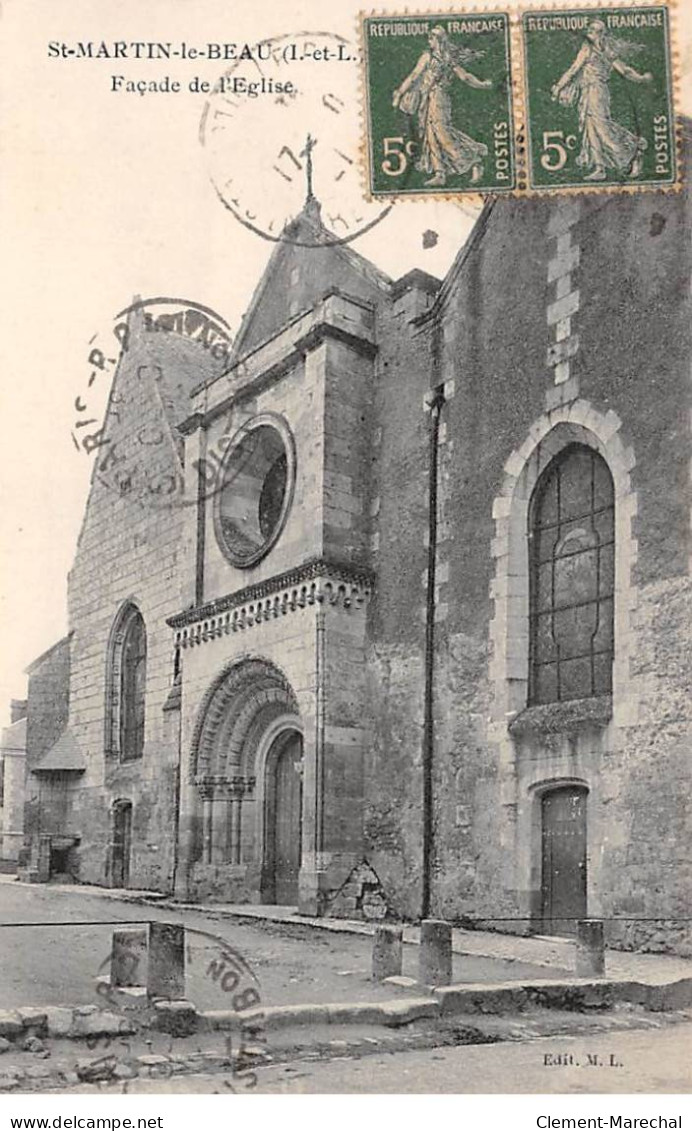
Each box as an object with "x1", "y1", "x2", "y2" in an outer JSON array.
[
  {"x1": 361, "y1": 13, "x2": 515, "y2": 195},
  {"x1": 521, "y1": 6, "x2": 677, "y2": 191}
]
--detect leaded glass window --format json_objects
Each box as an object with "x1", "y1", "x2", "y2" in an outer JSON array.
[
  {"x1": 120, "y1": 610, "x2": 146, "y2": 761},
  {"x1": 528, "y1": 444, "x2": 614, "y2": 705}
]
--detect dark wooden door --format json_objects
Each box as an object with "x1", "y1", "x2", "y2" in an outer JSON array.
[
  {"x1": 112, "y1": 802, "x2": 132, "y2": 888},
  {"x1": 268, "y1": 734, "x2": 303, "y2": 905},
  {"x1": 541, "y1": 786, "x2": 587, "y2": 935}
]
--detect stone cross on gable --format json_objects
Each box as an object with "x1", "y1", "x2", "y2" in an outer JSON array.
[{"x1": 300, "y1": 133, "x2": 317, "y2": 202}]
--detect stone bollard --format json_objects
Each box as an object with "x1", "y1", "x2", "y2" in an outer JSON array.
[
  {"x1": 147, "y1": 922, "x2": 185, "y2": 1000},
  {"x1": 372, "y1": 925, "x2": 403, "y2": 981},
  {"x1": 111, "y1": 928, "x2": 147, "y2": 988},
  {"x1": 419, "y1": 919, "x2": 452, "y2": 987},
  {"x1": 576, "y1": 919, "x2": 606, "y2": 978}
]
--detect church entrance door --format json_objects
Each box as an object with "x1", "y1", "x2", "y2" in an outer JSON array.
[
  {"x1": 264, "y1": 732, "x2": 302, "y2": 905},
  {"x1": 111, "y1": 800, "x2": 133, "y2": 888},
  {"x1": 541, "y1": 785, "x2": 587, "y2": 936}
]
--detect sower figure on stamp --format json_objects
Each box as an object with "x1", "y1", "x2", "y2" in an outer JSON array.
[
  {"x1": 551, "y1": 19, "x2": 653, "y2": 182},
  {"x1": 392, "y1": 26, "x2": 492, "y2": 187}
]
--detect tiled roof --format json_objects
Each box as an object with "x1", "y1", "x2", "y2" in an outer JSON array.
[{"x1": 33, "y1": 728, "x2": 86, "y2": 773}]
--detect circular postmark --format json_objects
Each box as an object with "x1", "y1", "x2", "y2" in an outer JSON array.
[
  {"x1": 199, "y1": 31, "x2": 393, "y2": 248},
  {"x1": 71, "y1": 297, "x2": 243, "y2": 512},
  {"x1": 90, "y1": 924, "x2": 266, "y2": 1091}
]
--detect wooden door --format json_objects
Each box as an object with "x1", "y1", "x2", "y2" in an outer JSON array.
[
  {"x1": 112, "y1": 801, "x2": 132, "y2": 888},
  {"x1": 541, "y1": 786, "x2": 587, "y2": 936},
  {"x1": 267, "y1": 733, "x2": 303, "y2": 905}
]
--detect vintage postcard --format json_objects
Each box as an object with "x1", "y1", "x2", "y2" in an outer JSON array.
[{"x1": 0, "y1": 0, "x2": 690, "y2": 1116}]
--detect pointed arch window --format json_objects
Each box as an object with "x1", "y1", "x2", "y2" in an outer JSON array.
[
  {"x1": 528, "y1": 444, "x2": 614, "y2": 705},
  {"x1": 106, "y1": 605, "x2": 147, "y2": 762}
]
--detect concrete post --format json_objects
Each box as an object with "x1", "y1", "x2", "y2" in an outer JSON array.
[
  {"x1": 419, "y1": 919, "x2": 452, "y2": 987},
  {"x1": 111, "y1": 928, "x2": 147, "y2": 987},
  {"x1": 372, "y1": 925, "x2": 403, "y2": 981},
  {"x1": 576, "y1": 919, "x2": 606, "y2": 977},
  {"x1": 147, "y1": 922, "x2": 185, "y2": 1000}
]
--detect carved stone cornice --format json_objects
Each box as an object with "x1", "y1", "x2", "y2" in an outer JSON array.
[
  {"x1": 168, "y1": 557, "x2": 374, "y2": 647},
  {"x1": 197, "y1": 774, "x2": 256, "y2": 800}
]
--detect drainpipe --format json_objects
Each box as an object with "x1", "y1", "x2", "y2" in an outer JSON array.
[
  {"x1": 422, "y1": 383, "x2": 446, "y2": 921},
  {"x1": 169, "y1": 647, "x2": 182, "y2": 898}
]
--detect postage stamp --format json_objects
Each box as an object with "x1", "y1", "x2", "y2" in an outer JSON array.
[
  {"x1": 520, "y1": 5, "x2": 677, "y2": 191},
  {"x1": 361, "y1": 12, "x2": 516, "y2": 196}
]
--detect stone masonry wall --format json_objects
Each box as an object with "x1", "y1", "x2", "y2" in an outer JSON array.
[
  {"x1": 366, "y1": 179, "x2": 691, "y2": 954},
  {"x1": 66, "y1": 313, "x2": 225, "y2": 893},
  {"x1": 363, "y1": 278, "x2": 441, "y2": 920}
]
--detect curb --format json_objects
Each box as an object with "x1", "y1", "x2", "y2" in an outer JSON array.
[
  {"x1": 202, "y1": 997, "x2": 440, "y2": 1031},
  {"x1": 0, "y1": 1005, "x2": 136, "y2": 1043},
  {"x1": 2, "y1": 976, "x2": 691, "y2": 1046}
]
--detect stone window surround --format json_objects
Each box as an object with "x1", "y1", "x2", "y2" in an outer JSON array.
[
  {"x1": 212, "y1": 411, "x2": 297, "y2": 571},
  {"x1": 104, "y1": 601, "x2": 148, "y2": 763},
  {"x1": 488, "y1": 400, "x2": 638, "y2": 923},
  {"x1": 527, "y1": 443, "x2": 615, "y2": 706},
  {"x1": 489, "y1": 399, "x2": 639, "y2": 732}
]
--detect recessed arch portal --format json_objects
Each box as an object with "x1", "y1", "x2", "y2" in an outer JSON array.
[
  {"x1": 190, "y1": 656, "x2": 299, "y2": 787},
  {"x1": 189, "y1": 658, "x2": 302, "y2": 892}
]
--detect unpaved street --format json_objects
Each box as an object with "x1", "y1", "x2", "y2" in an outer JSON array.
[{"x1": 0, "y1": 879, "x2": 566, "y2": 1011}]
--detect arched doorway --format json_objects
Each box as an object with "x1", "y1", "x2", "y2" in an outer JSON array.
[
  {"x1": 541, "y1": 785, "x2": 587, "y2": 935},
  {"x1": 186, "y1": 657, "x2": 302, "y2": 903},
  {"x1": 111, "y1": 800, "x2": 133, "y2": 888},
  {"x1": 264, "y1": 730, "x2": 303, "y2": 905}
]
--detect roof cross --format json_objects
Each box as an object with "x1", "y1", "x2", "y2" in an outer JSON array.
[{"x1": 300, "y1": 133, "x2": 317, "y2": 202}]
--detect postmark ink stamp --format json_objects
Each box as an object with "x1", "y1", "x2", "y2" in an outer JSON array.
[
  {"x1": 200, "y1": 31, "x2": 392, "y2": 247},
  {"x1": 71, "y1": 297, "x2": 235, "y2": 512},
  {"x1": 520, "y1": 5, "x2": 677, "y2": 192},
  {"x1": 91, "y1": 925, "x2": 266, "y2": 1091},
  {"x1": 361, "y1": 12, "x2": 516, "y2": 197}
]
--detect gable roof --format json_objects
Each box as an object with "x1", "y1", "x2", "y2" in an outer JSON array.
[
  {"x1": 230, "y1": 197, "x2": 392, "y2": 361},
  {"x1": 32, "y1": 728, "x2": 86, "y2": 773},
  {"x1": 25, "y1": 633, "x2": 72, "y2": 676}
]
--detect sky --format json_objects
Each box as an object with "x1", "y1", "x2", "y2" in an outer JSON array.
[{"x1": 0, "y1": 0, "x2": 690, "y2": 724}]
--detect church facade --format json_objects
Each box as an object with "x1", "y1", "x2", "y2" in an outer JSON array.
[{"x1": 17, "y1": 147, "x2": 691, "y2": 954}]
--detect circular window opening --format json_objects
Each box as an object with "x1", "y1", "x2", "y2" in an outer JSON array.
[{"x1": 215, "y1": 417, "x2": 295, "y2": 568}]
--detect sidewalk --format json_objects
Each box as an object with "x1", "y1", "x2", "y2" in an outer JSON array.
[
  {"x1": 168, "y1": 901, "x2": 692, "y2": 985},
  {"x1": 3, "y1": 873, "x2": 690, "y2": 986}
]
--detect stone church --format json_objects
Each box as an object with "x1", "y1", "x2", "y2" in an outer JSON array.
[{"x1": 15, "y1": 127, "x2": 691, "y2": 955}]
